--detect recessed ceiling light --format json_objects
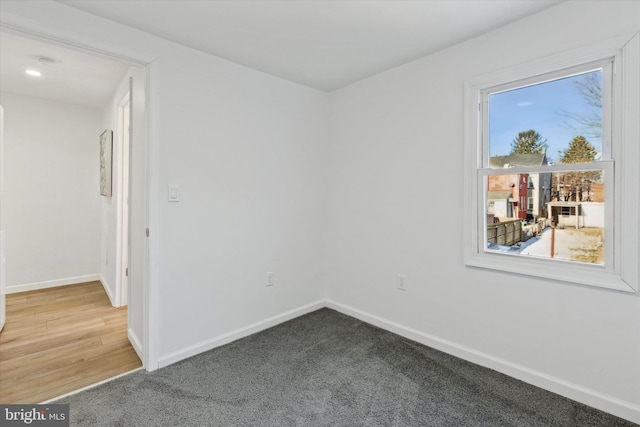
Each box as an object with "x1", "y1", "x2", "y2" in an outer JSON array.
[
  {"x1": 37, "y1": 56, "x2": 63, "y2": 67},
  {"x1": 26, "y1": 69, "x2": 42, "y2": 77}
]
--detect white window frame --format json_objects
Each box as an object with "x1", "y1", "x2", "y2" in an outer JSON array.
[{"x1": 464, "y1": 33, "x2": 639, "y2": 292}]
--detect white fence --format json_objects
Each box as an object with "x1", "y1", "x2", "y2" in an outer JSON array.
[{"x1": 580, "y1": 202, "x2": 604, "y2": 228}]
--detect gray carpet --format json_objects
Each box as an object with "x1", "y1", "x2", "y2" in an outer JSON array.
[{"x1": 57, "y1": 308, "x2": 636, "y2": 426}]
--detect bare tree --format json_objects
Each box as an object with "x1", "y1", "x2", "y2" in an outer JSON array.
[{"x1": 559, "y1": 72, "x2": 602, "y2": 140}]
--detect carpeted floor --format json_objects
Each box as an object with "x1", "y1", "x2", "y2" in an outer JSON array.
[{"x1": 56, "y1": 308, "x2": 636, "y2": 426}]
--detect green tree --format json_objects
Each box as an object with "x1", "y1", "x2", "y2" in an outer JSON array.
[
  {"x1": 558, "y1": 135, "x2": 598, "y2": 164},
  {"x1": 510, "y1": 130, "x2": 548, "y2": 154},
  {"x1": 556, "y1": 135, "x2": 600, "y2": 201}
]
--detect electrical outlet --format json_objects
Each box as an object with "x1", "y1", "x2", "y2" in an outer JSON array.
[
  {"x1": 398, "y1": 274, "x2": 406, "y2": 291},
  {"x1": 266, "y1": 272, "x2": 274, "y2": 287}
]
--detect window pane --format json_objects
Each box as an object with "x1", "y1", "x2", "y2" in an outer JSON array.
[
  {"x1": 485, "y1": 169, "x2": 605, "y2": 265},
  {"x1": 488, "y1": 70, "x2": 603, "y2": 166}
]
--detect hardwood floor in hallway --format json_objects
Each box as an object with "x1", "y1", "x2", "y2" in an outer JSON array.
[{"x1": 0, "y1": 281, "x2": 142, "y2": 403}]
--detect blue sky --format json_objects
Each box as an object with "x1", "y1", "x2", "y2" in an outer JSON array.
[{"x1": 489, "y1": 70, "x2": 602, "y2": 162}]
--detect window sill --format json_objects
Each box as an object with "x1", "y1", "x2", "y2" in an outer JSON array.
[{"x1": 465, "y1": 252, "x2": 636, "y2": 293}]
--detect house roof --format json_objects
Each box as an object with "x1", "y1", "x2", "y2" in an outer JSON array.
[
  {"x1": 487, "y1": 190, "x2": 513, "y2": 200},
  {"x1": 489, "y1": 153, "x2": 547, "y2": 168}
]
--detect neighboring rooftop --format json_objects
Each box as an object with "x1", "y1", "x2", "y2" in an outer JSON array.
[
  {"x1": 487, "y1": 190, "x2": 514, "y2": 200},
  {"x1": 490, "y1": 153, "x2": 547, "y2": 168}
]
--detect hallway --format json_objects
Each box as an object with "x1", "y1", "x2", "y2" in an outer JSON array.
[{"x1": 0, "y1": 281, "x2": 141, "y2": 403}]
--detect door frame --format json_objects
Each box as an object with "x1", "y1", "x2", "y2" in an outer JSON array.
[
  {"x1": 116, "y1": 91, "x2": 130, "y2": 308},
  {"x1": 0, "y1": 25, "x2": 158, "y2": 370},
  {"x1": 0, "y1": 106, "x2": 5, "y2": 333}
]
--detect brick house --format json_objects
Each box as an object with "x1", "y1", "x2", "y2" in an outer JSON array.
[{"x1": 487, "y1": 153, "x2": 552, "y2": 221}]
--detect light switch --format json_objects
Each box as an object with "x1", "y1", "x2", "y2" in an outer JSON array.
[{"x1": 168, "y1": 185, "x2": 180, "y2": 202}]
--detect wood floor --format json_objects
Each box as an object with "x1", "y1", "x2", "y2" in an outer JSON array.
[{"x1": 0, "y1": 281, "x2": 142, "y2": 403}]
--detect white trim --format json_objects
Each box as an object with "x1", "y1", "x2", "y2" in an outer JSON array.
[
  {"x1": 114, "y1": 90, "x2": 131, "y2": 308},
  {"x1": 464, "y1": 32, "x2": 639, "y2": 292},
  {"x1": 0, "y1": 107, "x2": 5, "y2": 333},
  {"x1": 0, "y1": 20, "x2": 153, "y2": 67},
  {"x1": 0, "y1": 230, "x2": 5, "y2": 333},
  {"x1": 6, "y1": 274, "x2": 101, "y2": 294},
  {"x1": 143, "y1": 59, "x2": 160, "y2": 372},
  {"x1": 39, "y1": 367, "x2": 143, "y2": 404},
  {"x1": 466, "y1": 33, "x2": 636, "y2": 92},
  {"x1": 128, "y1": 327, "x2": 144, "y2": 361},
  {"x1": 99, "y1": 274, "x2": 115, "y2": 307},
  {"x1": 325, "y1": 299, "x2": 640, "y2": 425},
  {"x1": 619, "y1": 33, "x2": 640, "y2": 292},
  {"x1": 157, "y1": 300, "x2": 325, "y2": 369}
]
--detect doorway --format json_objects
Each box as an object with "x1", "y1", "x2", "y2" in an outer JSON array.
[{"x1": 0, "y1": 29, "x2": 150, "y2": 398}]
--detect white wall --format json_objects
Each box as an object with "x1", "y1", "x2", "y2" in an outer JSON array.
[
  {"x1": 3, "y1": 0, "x2": 639, "y2": 423},
  {"x1": 99, "y1": 67, "x2": 139, "y2": 305},
  {"x1": 0, "y1": 92, "x2": 102, "y2": 292},
  {"x1": 126, "y1": 65, "x2": 147, "y2": 358},
  {"x1": 99, "y1": 77, "x2": 121, "y2": 304},
  {"x1": 326, "y1": 0, "x2": 640, "y2": 422},
  {"x1": 99, "y1": 66, "x2": 146, "y2": 357},
  {"x1": 0, "y1": 0, "x2": 330, "y2": 370},
  {"x1": 155, "y1": 48, "x2": 330, "y2": 363}
]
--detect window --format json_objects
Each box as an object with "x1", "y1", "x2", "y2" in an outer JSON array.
[{"x1": 464, "y1": 34, "x2": 639, "y2": 292}]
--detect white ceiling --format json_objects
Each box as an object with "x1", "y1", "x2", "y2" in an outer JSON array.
[
  {"x1": 58, "y1": 0, "x2": 563, "y2": 92},
  {"x1": 0, "y1": 31, "x2": 129, "y2": 108},
  {"x1": 0, "y1": 1, "x2": 564, "y2": 107}
]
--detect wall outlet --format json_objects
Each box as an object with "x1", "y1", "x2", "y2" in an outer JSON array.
[
  {"x1": 398, "y1": 274, "x2": 406, "y2": 291},
  {"x1": 266, "y1": 272, "x2": 274, "y2": 287}
]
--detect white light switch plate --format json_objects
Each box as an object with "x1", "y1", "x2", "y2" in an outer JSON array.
[{"x1": 168, "y1": 185, "x2": 180, "y2": 202}]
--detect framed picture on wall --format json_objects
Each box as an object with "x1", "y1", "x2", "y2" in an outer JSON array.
[{"x1": 100, "y1": 129, "x2": 113, "y2": 197}]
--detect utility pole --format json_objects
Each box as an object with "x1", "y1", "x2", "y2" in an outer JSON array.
[{"x1": 550, "y1": 219, "x2": 555, "y2": 258}]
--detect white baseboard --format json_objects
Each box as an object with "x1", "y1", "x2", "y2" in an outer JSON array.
[
  {"x1": 6, "y1": 274, "x2": 101, "y2": 294},
  {"x1": 325, "y1": 299, "x2": 640, "y2": 425},
  {"x1": 157, "y1": 300, "x2": 326, "y2": 369},
  {"x1": 99, "y1": 274, "x2": 115, "y2": 307},
  {"x1": 128, "y1": 327, "x2": 144, "y2": 362}
]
